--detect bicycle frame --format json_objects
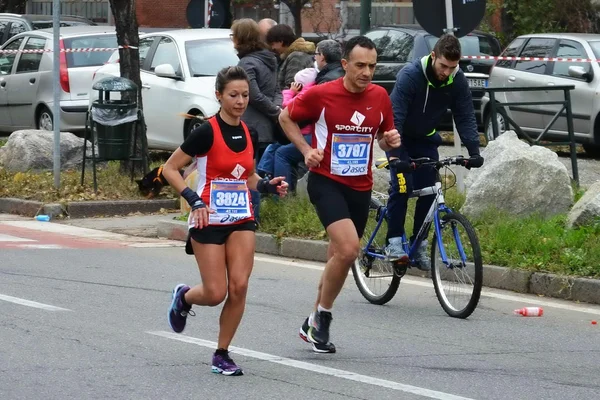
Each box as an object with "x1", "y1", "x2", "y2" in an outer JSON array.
[{"x1": 363, "y1": 180, "x2": 469, "y2": 268}]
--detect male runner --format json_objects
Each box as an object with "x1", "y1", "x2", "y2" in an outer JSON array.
[{"x1": 279, "y1": 36, "x2": 401, "y2": 353}]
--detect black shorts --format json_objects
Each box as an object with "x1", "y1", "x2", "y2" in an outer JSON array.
[
  {"x1": 307, "y1": 172, "x2": 371, "y2": 238},
  {"x1": 185, "y1": 220, "x2": 257, "y2": 254}
]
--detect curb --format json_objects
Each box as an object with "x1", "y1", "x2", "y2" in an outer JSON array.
[
  {"x1": 0, "y1": 197, "x2": 179, "y2": 218},
  {"x1": 157, "y1": 219, "x2": 600, "y2": 306}
]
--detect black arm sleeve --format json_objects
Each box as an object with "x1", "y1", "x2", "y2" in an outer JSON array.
[{"x1": 180, "y1": 121, "x2": 214, "y2": 157}]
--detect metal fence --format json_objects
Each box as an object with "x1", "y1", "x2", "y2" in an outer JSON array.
[{"x1": 27, "y1": 0, "x2": 110, "y2": 23}]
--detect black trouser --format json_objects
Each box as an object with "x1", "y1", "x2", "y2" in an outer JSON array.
[{"x1": 386, "y1": 134, "x2": 441, "y2": 241}]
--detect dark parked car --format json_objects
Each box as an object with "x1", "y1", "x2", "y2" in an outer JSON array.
[
  {"x1": 365, "y1": 25, "x2": 502, "y2": 130},
  {"x1": 0, "y1": 13, "x2": 96, "y2": 45}
]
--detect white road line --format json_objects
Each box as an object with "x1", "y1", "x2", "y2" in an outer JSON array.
[
  {"x1": 17, "y1": 244, "x2": 67, "y2": 249},
  {"x1": 254, "y1": 255, "x2": 600, "y2": 316},
  {"x1": 0, "y1": 234, "x2": 35, "y2": 242},
  {"x1": 148, "y1": 330, "x2": 474, "y2": 400},
  {"x1": 0, "y1": 294, "x2": 71, "y2": 311}
]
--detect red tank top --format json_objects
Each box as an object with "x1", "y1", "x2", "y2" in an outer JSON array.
[{"x1": 193, "y1": 116, "x2": 255, "y2": 226}]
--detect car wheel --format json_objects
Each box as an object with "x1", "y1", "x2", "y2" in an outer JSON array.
[
  {"x1": 184, "y1": 112, "x2": 205, "y2": 140},
  {"x1": 582, "y1": 144, "x2": 600, "y2": 158},
  {"x1": 37, "y1": 107, "x2": 53, "y2": 131},
  {"x1": 484, "y1": 106, "x2": 508, "y2": 143}
]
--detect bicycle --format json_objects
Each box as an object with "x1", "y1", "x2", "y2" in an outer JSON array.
[{"x1": 352, "y1": 156, "x2": 483, "y2": 319}]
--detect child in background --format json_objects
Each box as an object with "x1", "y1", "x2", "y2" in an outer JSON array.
[{"x1": 273, "y1": 67, "x2": 317, "y2": 191}]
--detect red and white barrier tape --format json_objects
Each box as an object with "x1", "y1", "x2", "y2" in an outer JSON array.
[
  {"x1": 0, "y1": 45, "x2": 138, "y2": 54},
  {"x1": 462, "y1": 55, "x2": 598, "y2": 63}
]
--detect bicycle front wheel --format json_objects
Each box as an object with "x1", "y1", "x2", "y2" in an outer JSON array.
[
  {"x1": 352, "y1": 197, "x2": 401, "y2": 305},
  {"x1": 431, "y1": 212, "x2": 483, "y2": 318}
]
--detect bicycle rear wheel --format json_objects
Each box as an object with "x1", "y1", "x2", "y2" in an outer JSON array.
[
  {"x1": 431, "y1": 212, "x2": 483, "y2": 318},
  {"x1": 352, "y1": 195, "x2": 401, "y2": 305}
]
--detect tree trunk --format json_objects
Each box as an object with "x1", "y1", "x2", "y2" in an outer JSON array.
[
  {"x1": 283, "y1": 0, "x2": 304, "y2": 37},
  {"x1": 108, "y1": 0, "x2": 149, "y2": 175}
]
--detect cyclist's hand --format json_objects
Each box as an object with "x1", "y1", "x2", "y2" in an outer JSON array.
[
  {"x1": 383, "y1": 129, "x2": 401, "y2": 149},
  {"x1": 464, "y1": 155, "x2": 484, "y2": 170},
  {"x1": 305, "y1": 148, "x2": 324, "y2": 168}
]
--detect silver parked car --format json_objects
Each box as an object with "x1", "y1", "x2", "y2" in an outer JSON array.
[
  {"x1": 481, "y1": 33, "x2": 600, "y2": 156},
  {"x1": 0, "y1": 26, "x2": 118, "y2": 133}
]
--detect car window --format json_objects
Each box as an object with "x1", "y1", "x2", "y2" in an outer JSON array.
[
  {"x1": 0, "y1": 37, "x2": 24, "y2": 75},
  {"x1": 63, "y1": 34, "x2": 118, "y2": 68},
  {"x1": 364, "y1": 30, "x2": 390, "y2": 62},
  {"x1": 426, "y1": 34, "x2": 498, "y2": 57},
  {"x1": 588, "y1": 40, "x2": 600, "y2": 60},
  {"x1": 496, "y1": 37, "x2": 526, "y2": 69},
  {"x1": 8, "y1": 21, "x2": 27, "y2": 39},
  {"x1": 138, "y1": 37, "x2": 154, "y2": 70},
  {"x1": 150, "y1": 37, "x2": 181, "y2": 75},
  {"x1": 185, "y1": 38, "x2": 239, "y2": 77},
  {"x1": 515, "y1": 38, "x2": 556, "y2": 75},
  {"x1": 16, "y1": 37, "x2": 46, "y2": 73},
  {"x1": 0, "y1": 20, "x2": 8, "y2": 39},
  {"x1": 552, "y1": 40, "x2": 589, "y2": 79},
  {"x1": 379, "y1": 30, "x2": 413, "y2": 63}
]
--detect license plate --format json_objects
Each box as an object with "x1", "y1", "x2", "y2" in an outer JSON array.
[{"x1": 468, "y1": 78, "x2": 488, "y2": 88}]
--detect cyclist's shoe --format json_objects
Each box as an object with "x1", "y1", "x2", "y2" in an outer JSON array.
[
  {"x1": 167, "y1": 283, "x2": 194, "y2": 333},
  {"x1": 300, "y1": 315, "x2": 336, "y2": 353},
  {"x1": 307, "y1": 310, "x2": 333, "y2": 346},
  {"x1": 413, "y1": 240, "x2": 431, "y2": 271},
  {"x1": 212, "y1": 350, "x2": 243, "y2": 376},
  {"x1": 384, "y1": 237, "x2": 409, "y2": 263}
]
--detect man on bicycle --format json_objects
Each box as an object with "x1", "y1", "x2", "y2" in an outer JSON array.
[
  {"x1": 279, "y1": 36, "x2": 401, "y2": 353},
  {"x1": 385, "y1": 34, "x2": 484, "y2": 270}
]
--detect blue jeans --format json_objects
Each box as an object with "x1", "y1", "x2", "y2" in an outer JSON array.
[
  {"x1": 257, "y1": 143, "x2": 282, "y2": 177},
  {"x1": 274, "y1": 135, "x2": 312, "y2": 191}
]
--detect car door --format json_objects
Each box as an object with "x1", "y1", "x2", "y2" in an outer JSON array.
[
  {"x1": 505, "y1": 37, "x2": 557, "y2": 133},
  {"x1": 542, "y1": 39, "x2": 593, "y2": 139},
  {"x1": 7, "y1": 36, "x2": 47, "y2": 128},
  {"x1": 0, "y1": 36, "x2": 25, "y2": 129},
  {"x1": 141, "y1": 36, "x2": 184, "y2": 149}
]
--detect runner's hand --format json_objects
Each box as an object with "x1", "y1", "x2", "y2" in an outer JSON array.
[
  {"x1": 190, "y1": 206, "x2": 215, "y2": 229},
  {"x1": 383, "y1": 129, "x2": 401, "y2": 149},
  {"x1": 305, "y1": 148, "x2": 324, "y2": 168},
  {"x1": 269, "y1": 176, "x2": 289, "y2": 197}
]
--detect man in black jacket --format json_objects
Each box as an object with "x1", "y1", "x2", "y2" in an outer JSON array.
[
  {"x1": 385, "y1": 34, "x2": 484, "y2": 269},
  {"x1": 314, "y1": 39, "x2": 345, "y2": 84}
]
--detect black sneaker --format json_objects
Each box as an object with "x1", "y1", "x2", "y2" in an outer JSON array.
[
  {"x1": 299, "y1": 316, "x2": 336, "y2": 353},
  {"x1": 307, "y1": 311, "x2": 333, "y2": 346}
]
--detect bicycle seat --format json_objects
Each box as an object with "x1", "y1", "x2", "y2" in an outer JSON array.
[{"x1": 375, "y1": 158, "x2": 389, "y2": 169}]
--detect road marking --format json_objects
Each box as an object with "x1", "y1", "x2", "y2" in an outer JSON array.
[
  {"x1": 0, "y1": 234, "x2": 35, "y2": 242},
  {"x1": 0, "y1": 294, "x2": 71, "y2": 311},
  {"x1": 148, "y1": 330, "x2": 474, "y2": 400},
  {"x1": 17, "y1": 244, "x2": 67, "y2": 249},
  {"x1": 254, "y1": 255, "x2": 600, "y2": 316}
]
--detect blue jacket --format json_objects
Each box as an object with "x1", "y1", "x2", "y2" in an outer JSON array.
[{"x1": 389, "y1": 55, "x2": 480, "y2": 156}]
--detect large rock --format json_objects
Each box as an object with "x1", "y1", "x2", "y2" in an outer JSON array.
[
  {"x1": 0, "y1": 130, "x2": 91, "y2": 172},
  {"x1": 462, "y1": 131, "x2": 573, "y2": 219},
  {"x1": 567, "y1": 181, "x2": 600, "y2": 227}
]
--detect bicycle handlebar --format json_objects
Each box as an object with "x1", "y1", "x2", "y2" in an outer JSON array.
[{"x1": 388, "y1": 156, "x2": 476, "y2": 172}]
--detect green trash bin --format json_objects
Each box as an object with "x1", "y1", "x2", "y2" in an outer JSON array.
[
  {"x1": 90, "y1": 77, "x2": 139, "y2": 161},
  {"x1": 92, "y1": 99, "x2": 137, "y2": 160}
]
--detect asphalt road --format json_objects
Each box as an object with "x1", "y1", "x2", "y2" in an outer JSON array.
[{"x1": 1, "y1": 221, "x2": 600, "y2": 400}]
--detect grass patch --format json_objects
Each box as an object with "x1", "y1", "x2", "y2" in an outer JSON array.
[
  {"x1": 256, "y1": 187, "x2": 600, "y2": 278},
  {"x1": 0, "y1": 160, "x2": 176, "y2": 202},
  {"x1": 0, "y1": 138, "x2": 7, "y2": 148}
]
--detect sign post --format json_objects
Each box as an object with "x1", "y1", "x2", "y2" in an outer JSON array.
[
  {"x1": 52, "y1": 0, "x2": 61, "y2": 189},
  {"x1": 412, "y1": 0, "x2": 486, "y2": 192}
]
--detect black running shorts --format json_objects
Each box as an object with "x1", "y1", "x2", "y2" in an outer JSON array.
[
  {"x1": 307, "y1": 172, "x2": 372, "y2": 238},
  {"x1": 186, "y1": 220, "x2": 257, "y2": 254}
]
